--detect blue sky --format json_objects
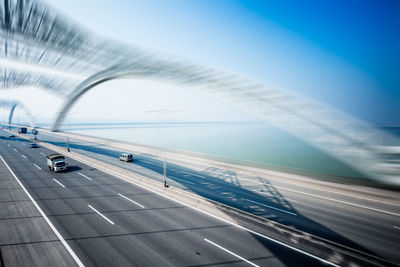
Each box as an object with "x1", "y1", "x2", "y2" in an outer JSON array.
[{"x1": 42, "y1": 0, "x2": 400, "y2": 125}]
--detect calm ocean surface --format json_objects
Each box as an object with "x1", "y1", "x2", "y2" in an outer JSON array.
[{"x1": 57, "y1": 122, "x2": 379, "y2": 178}]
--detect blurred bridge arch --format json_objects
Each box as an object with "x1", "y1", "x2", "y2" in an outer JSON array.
[
  {"x1": 1, "y1": 0, "x2": 398, "y2": 185},
  {"x1": 50, "y1": 60, "x2": 399, "y2": 185},
  {"x1": 0, "y1": 100, "x2": 36, "y2": 127}
]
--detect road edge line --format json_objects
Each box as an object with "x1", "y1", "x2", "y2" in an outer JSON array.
[{"x1": 0, "y1": 154, "x2": 84, "y2": 267}]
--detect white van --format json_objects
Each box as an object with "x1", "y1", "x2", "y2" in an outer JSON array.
[{"x1": 119, "y1": 153, "x2": 133, "y2": 162}]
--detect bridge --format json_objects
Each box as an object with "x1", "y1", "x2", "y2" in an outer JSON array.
[
  {"x1": 1, "y1": 0, "x2": 398, "y2": 186},
  {"x1": 0, "y1": 0, "x2": 399, "y2": 266}
]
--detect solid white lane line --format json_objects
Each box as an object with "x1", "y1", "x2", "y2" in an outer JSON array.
[
  {"x1": 88, "y1": 205, "x2": 114, "y2": 225},
  {"x1": 204, "y1": 238, "x2": 260, "y2": 267},
  {"x1": 13, "y1": 148, "x2": 17, "y2": 152},
  {"x1": 242, "y1": 177, "x2": 400, "y2": 207},
  {"x1": 181, "y1": 171, "x2": 205, "y2": 179},
  {"x1": 245, "y1": 199, "x2": 297, "y2": 216},
  {"x1": 111, "y1": 170, "x2": 339, "y2": 266},
  {"x1": 240, "y1": 178, "x2": 275, "y2": 185},
  {"x1": 394, "y1": 226, "x2": 400, "y2": 230},
  {"x1": 21, "y1": 155, "x2": 27, "y2": 159},
  {"x1": 0, "y1": 155, "x2": 84, "y2": 267},
  {"x1": 53, "y1": 178, "x2": 66, "y2": 188},
  {"x1": 7, "y1": 144, "x2": 10, "y2": 147},
  {"x1": 40, "y1": 152, "x2": 46, "y2": 156},
  {"x1": 240, "y1": 178, "x2": 400, "y2": 217},
  {"x1": 275, "y1": 186, "x2": 400, "y2": 217},
  {"x1": 118, "y1": 193, "x2": 145, "y2": 208},
  {"x1": 34, "y1": 164, "x2": 41, "y2": 170},
  {"x1": 170, "y1": 176, "x2": 194, "y2": 185},
  {"x1": 315, "y1": 189, "x2": 400, "y2": 207},
  {"x1": 78, "y1": 172, "x2": 92, "y2": 180}
]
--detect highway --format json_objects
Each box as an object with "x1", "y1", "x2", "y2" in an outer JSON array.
[
  {"x1": 0, "y1": 129, "x2": 338, "y2": 266},
  {"x1": 27, "y1": 128, "x2": 400, "y2": 264}
]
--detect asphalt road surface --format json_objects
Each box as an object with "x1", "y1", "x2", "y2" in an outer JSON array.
[
  {"x1": 26, "y1": 128, "x2": 400, "y2": 264},
  {"x1": 0, "y1": 129, "x2": 339, "y2": 266}
]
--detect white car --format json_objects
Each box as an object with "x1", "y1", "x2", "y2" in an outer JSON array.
[{"x1": 119, "y1": 153, "x2": 133, "y2": 162}]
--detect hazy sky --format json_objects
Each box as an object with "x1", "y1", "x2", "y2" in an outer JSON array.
[{"x1": 2, "y1": 0, "x2": 399, "y2": 125}]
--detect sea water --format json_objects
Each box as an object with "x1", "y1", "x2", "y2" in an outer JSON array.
[{"x1": 59, "y1": 122, "x2": 368, "y2": 178}]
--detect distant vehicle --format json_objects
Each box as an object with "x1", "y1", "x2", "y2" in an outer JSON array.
[
  {"x1": 9, "y1": 134, "x2": 15, "y2": 138},
  {"x1": 119, "y1": 153, "x2": 133, "y2": 162},
  {"x1": 29, "y1": 143, "x2": 39, "y2": 148},
  {"x1": 18, "y1": 127, "x2": 27, "y2": 134},
  {"x1": 46, "y1": 154, "x2": 68, "y2": 172}
]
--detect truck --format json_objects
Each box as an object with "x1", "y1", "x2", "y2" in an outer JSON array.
[
  {"x1": 46, "y1": 154, "x2": 68, "y2": 172},
  {"x1": 18, "y1": 127, "x2": 27, "y2": 134}
]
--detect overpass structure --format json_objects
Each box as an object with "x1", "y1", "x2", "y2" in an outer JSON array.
[{"x1": 0, "y1": 0, "x2": 399, "y2": 185}]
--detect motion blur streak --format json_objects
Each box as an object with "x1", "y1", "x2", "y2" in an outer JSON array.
[
  {"x1": 0, "y1": 99, "x2": 36, "y2": 127},
  {"x1": 0, "y1": 0, "x2": 399, "y2": 186}
]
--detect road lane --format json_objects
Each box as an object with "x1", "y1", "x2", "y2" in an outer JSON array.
[
  {"x1": 0, "y1": 153, "x2": 83, "y2": 267},
  {"x1": 4, "y1": 129, "x2": 400, "y2": 263},
  {"x1": 53, "y1": 178, "x2": 66, "y2": 188},
  {"x1": 78, "y1": 172, "x2": 92, "y2": 180},
  {"x1": 88, "y1": 204, "x2": 115, "y2": 225},
  {"x1": 204, "y1": 238, "x2": 261, "y2": 267},
  {"x1": 118, "y1": 193, "x2": 145, "y2": 208},
  {"x1": 0, "y1": 130, "x2": 336, "y2": 266},
  {"x1": 8, "y1": 136, "x2": 400, "y2": 218}
]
